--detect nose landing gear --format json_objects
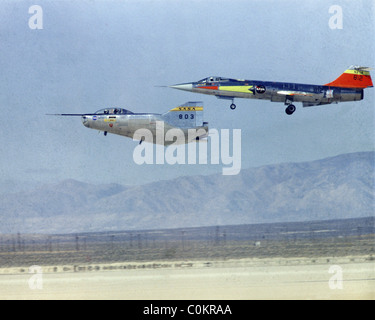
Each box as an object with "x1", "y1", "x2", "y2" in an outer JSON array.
[{"x1": 229, "y1": 98, "x2": 237, "y2": 110}]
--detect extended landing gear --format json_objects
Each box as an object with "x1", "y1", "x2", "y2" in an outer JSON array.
[
  {"x1": 229, "y1": 98, "x2": 236, "y2": 110},
  {"x1": 285, "y1": 104, "x2": 296, "y2": 115},
  {"x1": 217, "y1": 96, "x2": 236, "y2": 110}
]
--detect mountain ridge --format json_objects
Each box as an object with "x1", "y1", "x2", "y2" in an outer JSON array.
[{"x1": 0, "y1": 151, "x2": 373, "y2": 233}]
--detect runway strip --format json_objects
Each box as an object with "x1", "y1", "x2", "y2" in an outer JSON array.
[{"x1": 0, "y1": 257, "x2": 374, "y2": 300}]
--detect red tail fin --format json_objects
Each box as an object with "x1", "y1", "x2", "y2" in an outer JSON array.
[{"x1": 324, "y1": 66, "x2": 373, "y2": 88}]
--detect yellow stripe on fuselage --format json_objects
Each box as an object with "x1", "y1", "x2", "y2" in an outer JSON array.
[
  {"x1": 219, "y1": 86, "x2": 254, "y2": 93},
  {"x1": 169, "y1": 106, "x2": 203, "y2": 111}
]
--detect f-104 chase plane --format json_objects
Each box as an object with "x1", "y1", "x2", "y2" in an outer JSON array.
[{"x1": 170, "y1": 66, "x2": 373, "y2": 115}]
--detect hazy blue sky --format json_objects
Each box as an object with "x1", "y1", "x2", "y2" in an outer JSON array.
[{"x1": 0, "y1": 0, "x2": 374, "y2": 187}]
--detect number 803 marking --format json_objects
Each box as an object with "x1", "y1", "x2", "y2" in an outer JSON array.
[{"x1": 179, "y1": 114, "x2": 195, "y2": 120}]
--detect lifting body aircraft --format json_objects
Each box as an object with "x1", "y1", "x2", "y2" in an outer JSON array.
[
  {"x1": 170, "y1": 66, "x2": 373, "y2": 115},
  {"x1": 50, "y1": 102, "x2": 209, "y2": 145}
]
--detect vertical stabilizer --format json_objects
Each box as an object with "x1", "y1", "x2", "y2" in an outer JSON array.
[
  {"x1": 163, "y1": 102, "x2": 204, "y2": 127},
  {"x1": 324, "y1": 66, "x2": 373, "y2": 88}
]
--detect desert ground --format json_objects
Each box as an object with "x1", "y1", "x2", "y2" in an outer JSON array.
[
  {"x1": 0, "y1": 256, "x2": 373, "y2": 300},
  {"x1": 1, "y1": 220, "x2": 373, "y2": 300}
]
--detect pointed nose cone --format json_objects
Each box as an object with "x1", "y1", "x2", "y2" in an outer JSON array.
[{"x1": 169, "y1": 83, "x2": 193, "y2": 92}]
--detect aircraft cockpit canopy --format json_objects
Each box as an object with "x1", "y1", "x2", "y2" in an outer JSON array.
[
  {"x1": 198, "y1": 77, "x2": 231, "y2": 83},
  {"x1": 95, "y1": 108, "x2": 134, "y2": 115}
]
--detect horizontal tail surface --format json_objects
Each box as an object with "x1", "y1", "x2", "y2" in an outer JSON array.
[{"x1": 324, "y1": 65, "x2": 373, "y2": 88}]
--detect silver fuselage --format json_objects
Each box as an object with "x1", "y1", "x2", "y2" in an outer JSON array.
[{"x1": 81, "y1": 113, "x2": 208, "y2": 145}]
